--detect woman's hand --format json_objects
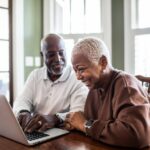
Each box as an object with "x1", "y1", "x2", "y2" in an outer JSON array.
[{"x1": 65, "y1": 111, "x2": 86, "y2": 133}]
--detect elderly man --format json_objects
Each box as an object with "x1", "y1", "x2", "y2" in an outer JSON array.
[
  {"x1": 13, "y1": 34, "x2": 88, "y2": 133},
  {"x1": 66, "y1": 37, "x2": 150, "y2": 148}
]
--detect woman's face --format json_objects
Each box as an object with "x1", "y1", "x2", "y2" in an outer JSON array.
[{"x1": 72, "y1": 53, "x2": 103, "y2": 89}]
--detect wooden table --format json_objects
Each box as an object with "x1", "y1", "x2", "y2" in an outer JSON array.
[{"x1": 0, "y1": 131, "x2": 149, "y2": 150}]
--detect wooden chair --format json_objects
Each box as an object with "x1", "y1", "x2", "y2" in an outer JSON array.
[{"x1": 135, "y1": 75, "x2": 150, "y2": 94}]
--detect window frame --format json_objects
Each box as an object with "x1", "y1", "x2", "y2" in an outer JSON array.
[
  {"x1": 0, "y1": 0, "x2": 13, "y2": 105},
  {"x1": 124, "y1": 0, "x2": 150, "y2": 75}
]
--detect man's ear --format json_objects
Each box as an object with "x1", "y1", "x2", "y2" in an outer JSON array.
[
  {"x1": 40, "y1": 51, "x2": 43, "y2": 57},
  {"x1": 98, "y1": 55, "x2": 108, "y2": 69}
]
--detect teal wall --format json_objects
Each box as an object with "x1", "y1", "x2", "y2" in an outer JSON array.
[
  {"x1": 112, "y1": 0, "x2": 124, "y2": 70},
  {"x1": 24, "y1": 0, "x2": 43, "y2": 80}
]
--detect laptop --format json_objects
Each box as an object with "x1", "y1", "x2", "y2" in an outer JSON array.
[{"x1": 0, "y1": 95, "x2": 69, "y2": 146}]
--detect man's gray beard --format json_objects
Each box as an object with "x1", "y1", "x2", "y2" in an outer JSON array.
[
  {"x1": 51, "y1": 65, "x2": 66, "y2": 75},
  {"x1": 51, "y1": 69, "x2": 64, "y2": 75}
]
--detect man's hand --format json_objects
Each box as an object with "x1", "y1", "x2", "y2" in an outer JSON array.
[
  {"x1": 65, "y1": 111, "x2": 86, "y2": 132},
  {"x1": 17, "y1": 111, "x2": 32, "y2": 131},
  {"x1": 24, "y1": 114, "x2": 59, "y2": 133}
]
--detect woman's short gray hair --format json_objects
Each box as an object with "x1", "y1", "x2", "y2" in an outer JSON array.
[{"x1": 72, "y1": 37, "x2": 110, "y2": 64}]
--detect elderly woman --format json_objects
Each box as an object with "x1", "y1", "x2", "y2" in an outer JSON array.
[{"x1": 65, "y1": 37, "x2": 150, "y2": 148}]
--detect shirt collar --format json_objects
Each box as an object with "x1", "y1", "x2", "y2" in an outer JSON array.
[{"x1": 97, "y1": 68, "x2": 118, "y2": 93}]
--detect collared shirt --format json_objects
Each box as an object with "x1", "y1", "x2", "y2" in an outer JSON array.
[
  {"x1": 13, "y1": 66, "x2": 88, "y2": 119},
  {"x1": 84, "y1": 69, "x2": 150, "y2": 148}
]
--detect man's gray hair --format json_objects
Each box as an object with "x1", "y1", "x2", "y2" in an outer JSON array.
[
  {"x1": 72, "y1": 37, "x2": 110, "y2": 64},
  {"x1": 41, "y1": 33, "x2": 64, "y2": 51}
]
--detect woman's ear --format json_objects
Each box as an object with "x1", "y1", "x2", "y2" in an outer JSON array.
[{"x1": 98, "y1": 55, "x2": 108, "y2": 69}]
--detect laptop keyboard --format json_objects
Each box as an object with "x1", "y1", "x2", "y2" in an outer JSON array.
[{"x1": 25, "y1": 131, "x2": 49, "y2": 141}]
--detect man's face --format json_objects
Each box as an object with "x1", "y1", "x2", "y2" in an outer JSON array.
[
  {"x1": 42, "y1": 37, "x2": 66, "y2": 77},
  {"x1": 72, "y1": 53, "x2": 102, "y2": 89}
]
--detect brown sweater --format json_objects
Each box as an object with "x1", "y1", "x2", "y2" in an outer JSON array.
[{"x1": 84, "y1": 70, "x2": 150, "y2": 148}]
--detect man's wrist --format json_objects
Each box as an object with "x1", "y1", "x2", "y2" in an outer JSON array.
[
  {"x1": 55, "y1": 114, "x2": 63, "y2": 125},
  {"x1": 18, "y1": 110, "x2": 31, "y2": 115}
]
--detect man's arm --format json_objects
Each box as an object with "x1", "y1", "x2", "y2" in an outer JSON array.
[
  {"x1": 69, "y1": 80, "x2": 88, "y2": 112},
  {"x1": 57, "y1": 76, "x2": 88, "y2": 122},
  {"x1": 13, "y1": 71, "x2": 35, "y2": 115}
]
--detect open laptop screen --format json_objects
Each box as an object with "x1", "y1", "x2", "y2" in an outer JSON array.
[{"x1": 0, "y1": 95, "x2": 69, "y2": 146}]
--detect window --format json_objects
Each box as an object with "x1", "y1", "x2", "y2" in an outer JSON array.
[
  {"x1": 54, "y1": 0, "x2": 101, "y2": 34},
  {"x1": 124, "y1": 0, "x2": 150, "y2": 76},
  {"x1": 132, "y1": 0, "x2": 150, "y2": 28},
  {"x1": 0, "y1": 0, "x2": 13, "y2": 104},
  {"x1": 135, "y1": 35, "x2": 150, "y2": 75},
  {"x1": 44, "y1": 0, "x2": 111, "y2": 64}
]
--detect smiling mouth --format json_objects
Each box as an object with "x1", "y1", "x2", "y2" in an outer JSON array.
[
  {"x1": 52, "y1": 63, "x2": 64, "y2": 69},
  {"x1": 82, "y1": 80, "x2": 90, "y2": 86},
  {"x1": 53, "y1": 64, "x2": 63, "y2": 68}
]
